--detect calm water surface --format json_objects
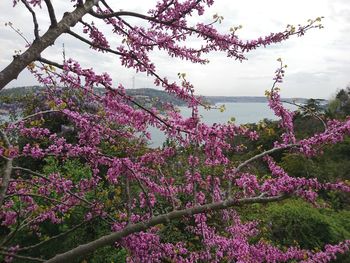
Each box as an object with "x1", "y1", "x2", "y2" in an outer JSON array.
[{"x1": 148, "y1": 102, "x2": 297, "y2": 147}]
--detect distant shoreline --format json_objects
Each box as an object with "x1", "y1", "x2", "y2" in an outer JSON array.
[{"x1": 1, "y1": 86, "x2": 328, "y2": 107}]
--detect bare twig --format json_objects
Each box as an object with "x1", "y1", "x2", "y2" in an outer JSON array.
[
  {"x1": 0, "y1": 250, "x2": 45, "y2": 262},
  {"x1": 11, "y1": 110, "x2": 61, "y2": 125},
  {"x1": 5, "y1": 22, "x2": 30, "y2": 45},
  {"x1": 281, "y1": 99, "x2": 327, "y2": 131},
  {"x1": 18, "y1": 220, "x2": 88, "y2": 251}
]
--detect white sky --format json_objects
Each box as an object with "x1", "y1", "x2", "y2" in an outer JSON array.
[{"x1": 0, "y1": 0, "x2": 350, "y2": 99}]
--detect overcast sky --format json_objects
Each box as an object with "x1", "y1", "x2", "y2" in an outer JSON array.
[{"x1": 1, "y1": 0, "x2": 349, "y2": 99}]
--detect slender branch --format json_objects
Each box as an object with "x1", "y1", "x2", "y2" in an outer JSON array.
[
  {"x1": 4, "y1": 193, "x2": 68, "y2": 206},
  {"x1": 227, "y1": 143, "x2": 297, "y2": 197},
  {"x1": 20, "y1": 0, "x2": 40, "y2": 39},
  {"x1": 235, "y1": 143, "x2": 297, "y2": 174},
  {"x1": 12, "y1": 166, "x2": 50, "y2": 181},
  {"x1": 89, "y1": 10, "x2": 162, "y2": 23},
  {"x1": 43, "y1": 0, "x2": 57, "y2": 26},
  {"x1": 11, "y1": 110, "x2": 61, "y2": 125},
  {"x1": 12, "y1": 213, "x2": 37, "y2": 234},
  {"x1": 0, "y1": 251, "x2": 45, "y2": 262},
  {"x1": 67, "y1": 30, "x2": 123, "y2": 56},
  {"x1": 37, "y1": 57, "x2": 64, "y2": 69},
  {"x1": 153, "y1": 0, "x2": 175, "y2": 18},
  {"x1": 18, "y1": 220, "x2": 88, "y2": 252},
  {"x1": 90, "y1": 8, "x2": 198, "y2": 25},
  {"x1": 46, "y1": 194, "x2": 288, "y2": 263},
  {"x1": 119, "y1": 90, "x2": 194, "y2": 135},
  {"x1": 123, "y1": 161, "x2": 154, "y2": 217},
  {"x1": 6, "y1": 23, "x2": 31, "y2": 45},
  {"x1": 281, "y1": 99, "x2": 327, "y2": 130},
  {"x1": 53, "y1": 63, "x2": 194, "y2": 135}
]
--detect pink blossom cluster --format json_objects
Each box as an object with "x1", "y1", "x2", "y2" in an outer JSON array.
[
  {"x1": 267, "y1": 65, "x2": 296, "y2": 145},
  {"x1": 83, "y1": 24, "x2": 110, "y2": 50},
  {"x1": 299, "y1": 118, "x2": 350, "y2": 156}
]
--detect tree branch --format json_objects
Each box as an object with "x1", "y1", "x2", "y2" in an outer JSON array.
[
  {"x1": 43, "y1": 0, "x2": 57, "y2": 27},
  {"x1": 235, "y1": 143, "x2": 297, "y2": 173},
  {"x1": 37, "y1": 57, "x2": 63, "y2": 69},
  {"x1": 0, "y1": 250, "x2": 45, "y2": 262},
  {"x1": 11, "y1": 110, "x2": 61, "y2": 125},
  {"x1": 20, "y1": 0, "x2": 40, "y2": 39},
  {"x1": 0, "y1": 0, "x2": 100, "y2": 90},
  {"x1": 281, "y1": 99, "x2": 327, "y2": 131},
  {"x1": 67, "y1": 30, "x2": 123, "y2": 56},
  {"x1": 46, "y1": 194, "x2": 288, "y2": 263},
  {"x1": 227, "y1": 143, "x2": 297, "y2": 197}
]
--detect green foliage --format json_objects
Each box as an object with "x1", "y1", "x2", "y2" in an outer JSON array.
[
  {"x1": 326, "y1": 87, "x2": 350, "y2": 119},
  {"x1": 280, "y1": 137, "x2": 350, "y2": 210},
  {"x1": 43, "y1": 157, "x2": 92, "y2": 183},
  {"x1": 263, "y1": 200, "x2": 350, "y2": 250}
]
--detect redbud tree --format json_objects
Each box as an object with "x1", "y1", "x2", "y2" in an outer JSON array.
[{"x1": 0, "y1": 0, "x2": 349, "y2": 262}]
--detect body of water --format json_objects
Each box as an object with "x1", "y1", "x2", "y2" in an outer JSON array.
[
  {"x1": 0, "y1": 102, "x2": 298, "y2": 148},
  {"x1": 148, "y1": 102, "x2": 297, "y2": 147}
]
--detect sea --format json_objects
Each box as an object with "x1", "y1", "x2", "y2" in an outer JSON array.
[
  {"x1": 0, "y1": 102, "x2": 298, "y2": 148},
  {"x1": 148, "y1": 102, "x2": 297, "y2": 147}
]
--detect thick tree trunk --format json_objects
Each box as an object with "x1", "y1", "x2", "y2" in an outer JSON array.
[{"x1": 0, "y1": 0, "x2": 100, "y2": 90}]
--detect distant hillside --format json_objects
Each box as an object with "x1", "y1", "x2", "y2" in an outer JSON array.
[
  {"x1": 125, "y1": 88, "x2": 186, "y2": 106},
  {"x1": 0, "y1": 86, "x2": 44, "y2": 97},
  {"x1": 203, "y1": 96, "x2": 320, "y2": 105},
  {"x1": 0, "y1": 86, "x2": 326, "y2": 107}
]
